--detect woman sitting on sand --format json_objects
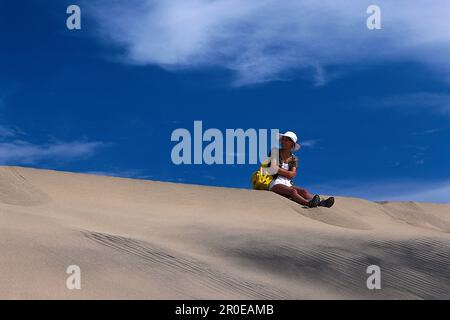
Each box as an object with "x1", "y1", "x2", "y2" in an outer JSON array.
[{"x1": 267, "y1": 131, "x2": 335, "y2": 208}]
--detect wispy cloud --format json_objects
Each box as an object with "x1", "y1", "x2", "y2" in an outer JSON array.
[
  {"x1": 86, "y1": 169, "x2": 152, "y2": 179},
  {"x1": 411, "y1": 128, "x2": 445, "y2": 136},
  {"x1": 89, "y1": 0, "x2": 450, "y2": 86},
  {"x1": 0, "y1": 86, "x2": 106, "y2": 165},
  {"x1": 0, "y1": 123, "x2": 104, "y2": 165},
  {"x1": 402, "y1": 145, "x2": 428, "y2": 152},
  {"x1": 313, "y1": 179, "x2": 450, "y2": 204},
  {"x1": 369, "y1": 92, "x2": 450, "y2": 115},
  {"x1": 301, "y1": 139, "x2": 319, "y2": 148},
  {"x1": 0, "y1": 125, "x2": 16, "y2": 138},
  {"x1": 388, "y1": 182, "x2": 450, "y2": 204},
  {"x1": 0, "y1": 140, "x2": 106, "y2": 165}
]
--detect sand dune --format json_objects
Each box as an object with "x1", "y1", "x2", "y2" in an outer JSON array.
[{"x1": 1, "y1": 166, "x2": 449, "y2": 299}]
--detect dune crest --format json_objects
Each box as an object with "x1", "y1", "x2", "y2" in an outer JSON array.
[
  {"x1": 0, "y1": 167, "x2": 51, "y2": 206},
  {"x1": 1, "y1": 166, "x2": 449, "y2": 299}
]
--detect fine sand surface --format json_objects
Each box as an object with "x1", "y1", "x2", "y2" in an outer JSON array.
[{"x1": 1, "y1": 166, "x2": 450, "y2": 299}]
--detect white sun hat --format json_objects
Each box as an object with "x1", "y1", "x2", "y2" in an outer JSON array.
[{"x1": 279, "y1": 131, "x2": 301, "y2": 151}]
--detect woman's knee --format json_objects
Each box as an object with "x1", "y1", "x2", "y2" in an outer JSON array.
[
  {"x1": 296, "y1": 187, "x2": 306, "y2": 194},
  {"x1": 289, "y1": 188, "x2": 299, "y2": 197}
]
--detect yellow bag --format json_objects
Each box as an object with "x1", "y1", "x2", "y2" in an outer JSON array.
[{"x1": 251, "y1": 161, "x2": 273, "y2": 190}]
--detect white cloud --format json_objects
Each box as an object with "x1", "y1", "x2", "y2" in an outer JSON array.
[
  {"x1": 0, "y1": 96, "x2": 105, "y2": 165},
  {"x1": 388, "y1": 183, "x2": 450, "y2": 204},
  {"x1": 301, "y1": 139, "x2": 318, "y2": 148},
  {"x1": 0, "y1": 125, "x2": 16, "y2": 138},
  {"x1": 0, "y1": 140, "x2": 105, "y2": 165},
  {"x1": 0, "y1": 92, "x2": 106, "y2": 165},
  {"x1": 313, "y1": 180, "x2": 450, "y2": 204},
  {"x1": 89, "y1": 0, "x2": 450, "y2": 86},
  {"x1": 86, "y1": 169, "x2": 151, "y2": 179},
  {"x1": 411, "y1": 128, "x2": 445, "y2": 136},
  {"x1": 371, "y1": 93, "x2": 450, "y2": 115}
]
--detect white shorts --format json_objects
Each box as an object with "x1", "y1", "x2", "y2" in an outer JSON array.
[{"x1": 269, "y1": 176, "x2": 293, "y2": 190}]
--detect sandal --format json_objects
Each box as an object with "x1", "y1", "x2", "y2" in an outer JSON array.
[
  {"x1": 319, "y1": 197, "x2": 335, "y2": 208},
  {"x1": 308, "y1": 195, "x2": 321, "y2": 208}
]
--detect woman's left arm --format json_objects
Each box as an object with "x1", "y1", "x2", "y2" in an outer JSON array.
[
  {"x1": 277, "y1": 166, "x2": 297, "y2": 179},
  {"x1": 277, "y1": 156, "x2": 298, "y2": 179}
]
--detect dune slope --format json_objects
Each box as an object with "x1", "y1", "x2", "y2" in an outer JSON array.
[{"x1": 1, "y1": 166, "x2": 450, "y2": 299}]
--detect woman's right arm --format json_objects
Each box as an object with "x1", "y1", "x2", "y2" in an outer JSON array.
[{"x1": 265, "y1": 147, "x2": 280, "y2": 175}]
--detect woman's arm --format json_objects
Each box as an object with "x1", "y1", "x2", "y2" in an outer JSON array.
[
  {"x1": 277, "y1": 166, "x2": 297, "y2": 179},
  {"x1": 267, "y1": 148, "x2": 297, "y2": 179},
  {"x1": 277, "y1": 155, "x2": 298, "y2": 179},
  {"x1": 268, "y1": 151, "x2": 279, "y2": 174}
]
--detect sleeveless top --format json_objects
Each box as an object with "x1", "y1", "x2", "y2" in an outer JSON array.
[{"x1": 268, "y1": 148, "x2": 298, "y2": 181}]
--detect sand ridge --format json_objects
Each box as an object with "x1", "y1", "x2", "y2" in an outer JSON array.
[
  {"x1": 1, "y1": 166, "x2": 449, "y2": 299},
  {"x1": 0, "y1": 167, "x2": 51, "y2": 206}
]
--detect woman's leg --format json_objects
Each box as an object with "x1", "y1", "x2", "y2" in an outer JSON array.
[
  {"x1": 271, "y1": 184, "x2": 310, "y2": 206},
  {"x1": 292, "y1": 186, "x2": 315, "y2": 201}
]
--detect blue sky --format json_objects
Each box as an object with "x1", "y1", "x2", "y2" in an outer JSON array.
[{"x1": 1, "y1": 0, "x2": 449, "y2": 203}]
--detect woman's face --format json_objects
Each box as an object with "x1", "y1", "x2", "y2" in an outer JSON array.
[{"x1": 280, "y1": 136, "x2": 294, "y2": 150}]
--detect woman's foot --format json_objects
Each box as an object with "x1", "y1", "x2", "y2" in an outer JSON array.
[
  {"x1": 319, "y1": 197, "x2": 335, "y2": 208},
  {"x1": 308, "y1": 195, "x2": 321, "y2": 208}
]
